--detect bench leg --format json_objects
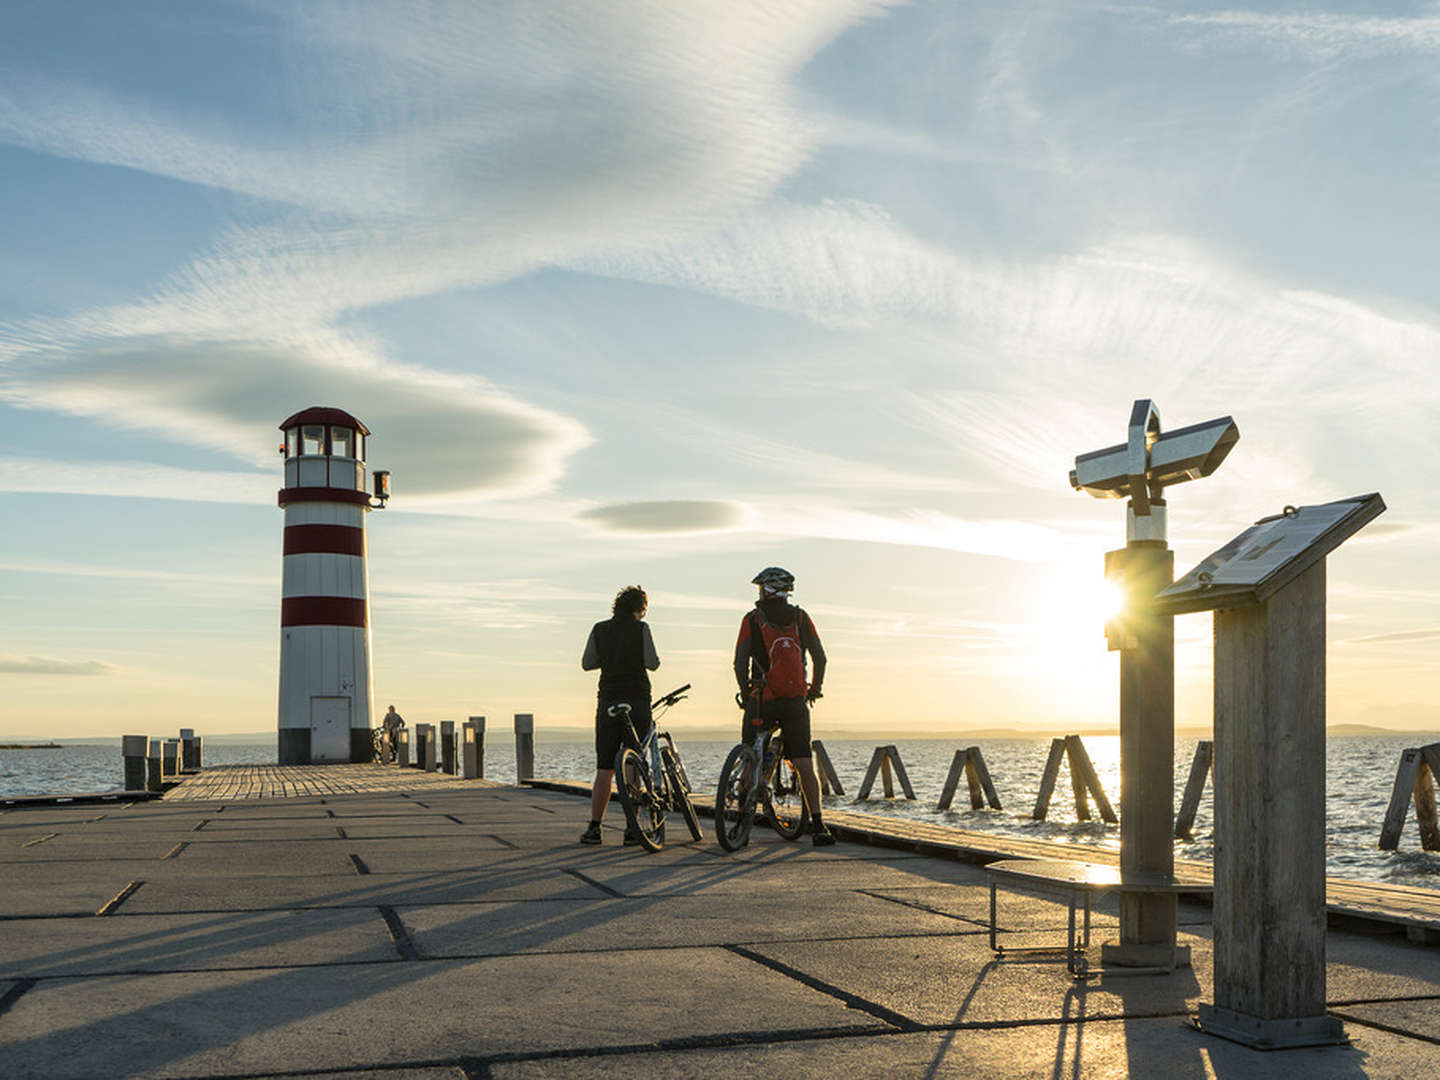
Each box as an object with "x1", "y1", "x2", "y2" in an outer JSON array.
[{"x1": 990, "y1": 882, "x2": 998, "y2": 953}]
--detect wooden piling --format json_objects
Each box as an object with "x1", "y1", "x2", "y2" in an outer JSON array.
[
  {"x1": 1032, "y1": 738, "x2": 1067, "y2": 820},
  {"x1": 514, "y1": 714, "x2": 535, "y2": 782},
  {"x1": 940, "y1": 747, "x2": 1005, "y2": 811},
  {"x1": 1175, "y1": 740, "x2": 1213, "y2": 840},
  {"x1": 969, "y1": 747, "x2": 1002, "y2": 809},
  {"x1": 856, "y1": 745, "x2": 916, "y2": 801},
  {"x1": 1065, "y1": 735, "x2": 1116, "y2": 823},
  {"x1": 811, "y1": 740, "x2": 843, "y2": 796}
]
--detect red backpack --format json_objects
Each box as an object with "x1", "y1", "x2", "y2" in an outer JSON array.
[{"x1": 751, "y1": 610, "x2": 808, "y2": 700}]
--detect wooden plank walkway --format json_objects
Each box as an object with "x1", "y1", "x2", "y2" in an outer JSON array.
[{"x1": 164, "y1": 763, "x2": 502, "y2": 801}]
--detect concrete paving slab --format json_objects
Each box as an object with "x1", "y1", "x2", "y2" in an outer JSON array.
[
  {"x1": 0, "y1": 950, "x2": 882, "y2": 1079},
  {"x1": 570, "y1": 854, "x2": 987, "y2": 897},
  {"x1": 347, "y1": 839, "x2": 558, "y2": 872},
  {"x1": 0, "y1": 908, "x2": 398, "y2": 977},
  {"x1": 745, "y1": 928, "x2": 1216, "y2": 1028},
  {"x1": 1334, "y1": 1000, "x2": 1440, "y2": 1043},
  {"x1": 397, "y1": 891, "x2": 969, "y2": 957},
  {"x1": 121, "y1": 869, "x2": 611, "y2": 912},
  {"x1": 0, "y1": 864, "x2": 160, "y2": 916},
  {"x1": 168, "y1": 840, "x2": 360, "y2": 875},
  {"x1": 0, "y1": 835, "x2": 188, "y2": 862},
  {"x1": 488, "y1": 1016, "x2": 1428, "y2": 1079},
  {"x1": 1327, "y1": 930, "x2": 1440, "y2": 999}
]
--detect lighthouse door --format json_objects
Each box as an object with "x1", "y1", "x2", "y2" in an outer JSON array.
[{"x1": 309, "y1": 696, "x2": 351, "y2": 762}]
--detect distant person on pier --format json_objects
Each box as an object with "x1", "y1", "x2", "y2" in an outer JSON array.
[
  {"x1": 734, "y1": 566, "x2": 834, "y2": 846},
  {"x1": 382, "y1": 704, "x2": 405, "y2": 738},
  {"x1": 580, "y1": 585, "x2": 660, "y2": 845}
]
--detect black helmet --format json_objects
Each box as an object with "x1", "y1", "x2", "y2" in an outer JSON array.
[{"x1": 751, "y1": 566, "x2": 794, "y2": 597}]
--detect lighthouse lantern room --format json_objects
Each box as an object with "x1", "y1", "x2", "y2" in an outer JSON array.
[{"x1": 276, "y1": 406, "x2": 389, "y2": 764}]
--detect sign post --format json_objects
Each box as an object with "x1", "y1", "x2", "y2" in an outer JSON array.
[{"x1": 1156, "y1": 493, "x2": 1383, "y2": 1048}]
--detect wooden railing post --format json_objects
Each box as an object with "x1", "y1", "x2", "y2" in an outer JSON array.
[{"x1": 514, "y1": 714, "x2": 535, "y2": 782}]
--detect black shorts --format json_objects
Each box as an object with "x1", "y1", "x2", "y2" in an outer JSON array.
[
  {"x1": 740, "y1": 695, "x2": 811, "y2": 758},
  {"x1": 595, "y1": 696, "x2": 653, "y2": 770}
]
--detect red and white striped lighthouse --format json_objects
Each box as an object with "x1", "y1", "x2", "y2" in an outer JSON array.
[{"x1": 276, "y1": 406, "x2": 390, "y2": 764}]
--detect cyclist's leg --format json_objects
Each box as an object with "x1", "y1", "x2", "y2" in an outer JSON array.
[
  {"x1": 591, "y1": 700, "x2": 623, "y2": 823},
  {"x1": 776, "y1": 698, "x2": 822, "y2": 818}
]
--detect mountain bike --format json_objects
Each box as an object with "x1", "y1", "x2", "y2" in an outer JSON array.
[
  {"x1": 612, "y1": 684, "x2": 703, "y2": 852},
  {"x1": 713, "y1": 704, "x2": 811, "y2": 851}
]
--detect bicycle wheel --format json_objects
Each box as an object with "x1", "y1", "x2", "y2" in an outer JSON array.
[
  {"x1": 763, "y1": 738, "x2": 810, "y2": 840},
  {"x1": 714, "y1": 743, "x2": 758, "y2": 852},
  {"x1": 661, "y1": 745, "x2": 703, "y2": 842},
  {"x1": 614, "y1": 747, "x2": 665, "y2": 852}
]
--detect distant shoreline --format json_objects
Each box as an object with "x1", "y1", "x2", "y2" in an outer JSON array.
[{"x1": 0, "y1": 743, "x2": 64, "y2": 750}]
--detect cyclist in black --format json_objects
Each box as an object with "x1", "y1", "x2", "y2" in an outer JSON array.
[
  {"x1": 580, "y1": 585, "x2": 660, "y2": 845},
  {"x1": 734, "y1": 566, "x2": 835, "y2": 846}
]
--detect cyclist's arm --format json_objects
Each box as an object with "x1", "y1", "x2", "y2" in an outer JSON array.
[
  {"x1": 801, "y1": 611, "x2": 827, "y2": 694},
  {"x1": 733, "y1": 616, "x2": 753, "y2": 694},
  {"x1": 641, "y1": 623, "x2": 660, "y2": 671},
  {"x1": 581, "y1": 625, "x2": 600, "y2": 671}
]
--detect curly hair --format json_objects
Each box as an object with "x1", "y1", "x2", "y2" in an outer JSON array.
[{"x1": 612, "y1": 585, "x2": 648, "y2": 617}]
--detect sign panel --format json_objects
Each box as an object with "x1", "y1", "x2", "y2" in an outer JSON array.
[{"x1": 1155, "y1": 493, "x2": 1385, "y2": 615}]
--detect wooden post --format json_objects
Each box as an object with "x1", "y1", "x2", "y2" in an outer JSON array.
[
  {"x1": 440, "y1": 721, "x2": 457, "y2": 775},
  {"x1": 880, "y1": 752, "x2": 895, "y2": 798},
  {"x1": 963, "y1": 749, "x2": 985, "y2": 809},
  {"x1": 856, "y1": 746, "x2": 887, "y2": 800},
  {"x1": 179, "y1": 728, "x2": 201, "y2": 771},
  {"x1": 1416, "y1": 748, "x2": 1440, "y2": 851},
  {"x1": 1175, "y1": 740, "x2": 1214, "y2": 840},
  {"x1": 1103, "y1": 541, "x2": 1179, "y2": 970},
  {"x1": 396, "y1": 726, "x2": 411, "y2": 768},
  {"x1": 886, "y1": 745, "x2": 917, "y2": 799},
  {"x1": 937, "y1": 750, "x2": 968, "y2": 811},
  {"x1": 1199, "y1": 560, "x2": 1343, "y2": 1047},
  {"x1": 1065, "y1": 735, "x2": 1116, "y2": 823},
  {"x1": 968, "y1": 747, "x2": 1003, "y2": 809},
  {"x1": 146, "y1": 738, "x2": 163, "y2": 793},
  {"x1": 1032, "y1": 738, "x2": 1067, "y2": 820},
  {"x1": 122, "y1": 735, "x2": 148, "y2": 791},
  {"x1": 811, "y1": 740, "x2": 843, "y2": 796},
  {"x1": 1066, "y1": 738, "x2": 1091, "y2": 820},
  {"x1": 470, "y1": 716, "x2": 486, "y2": 779},
  {"x1": 514, "y1": 714, "x2": 535, "y2": 782},
  {"x1": 162, "y1": 739, "x2": 181, "y2": 778}
]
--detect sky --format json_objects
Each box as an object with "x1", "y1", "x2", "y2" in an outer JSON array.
[{"x1": 2, "y1": 1, "x2": 1437, "y2": 741}]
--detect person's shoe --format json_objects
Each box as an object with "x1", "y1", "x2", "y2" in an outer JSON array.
[
  {"x1": 623, "y1": 827, "x2": 642, "y2": 846},
  {"x1": 579, "y1": 822, "x2": 603, "y2": 845},
  {"x1": 811, "y1": 823, "x2": 836, "y2": 847}
]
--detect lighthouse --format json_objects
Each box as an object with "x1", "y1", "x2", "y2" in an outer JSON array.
[{"x1": 276, "y1": 407, "x2": 390, "y2": 764}]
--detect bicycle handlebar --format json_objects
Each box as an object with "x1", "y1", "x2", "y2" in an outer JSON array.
[{"x1": 651, "y1": 683, "x2": 690, "y2": 709}]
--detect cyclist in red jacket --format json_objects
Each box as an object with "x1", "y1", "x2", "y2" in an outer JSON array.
[{"x1": 733, "y1": 566, "x2": 834, "y2": 846}]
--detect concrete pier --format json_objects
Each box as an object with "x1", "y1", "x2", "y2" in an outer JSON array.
[{"x1": 1, "y1": 767, "x2": 1437, "y2": 1078}]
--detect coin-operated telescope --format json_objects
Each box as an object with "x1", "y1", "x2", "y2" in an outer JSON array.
[
  {"x1": 1067, "y1": 399, "x2": 1239, "y2": 973},
  {"x1": 1070, "y1": 399, "x2": 1239, "y2": 542}
]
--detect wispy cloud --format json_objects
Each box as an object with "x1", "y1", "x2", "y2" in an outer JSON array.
[
  {"x1": 1167, "y1": 9, "x2": 1440, "y2": 61},
  {"x1": 0, "y1": 656, "x2": 114, "y2": 676}
]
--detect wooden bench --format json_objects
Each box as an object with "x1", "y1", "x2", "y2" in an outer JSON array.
[{"x1": 986, "y1": 858, "x2": 1213, "y2": 977}]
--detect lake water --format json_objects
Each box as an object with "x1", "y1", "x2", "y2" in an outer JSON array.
[{"x1": 4, "y1": 734, "x2": 1437, "y2": 891}]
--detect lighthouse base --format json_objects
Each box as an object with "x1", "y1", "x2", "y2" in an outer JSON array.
[{"x1": 279, "y1": 728, "x2": 312, "y2": 765}]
